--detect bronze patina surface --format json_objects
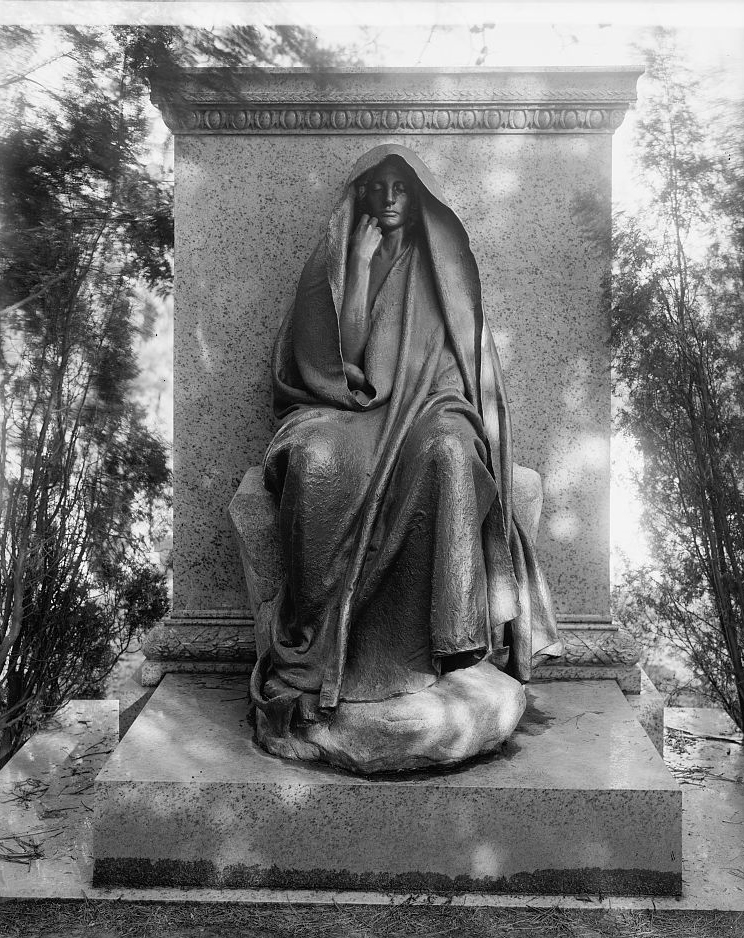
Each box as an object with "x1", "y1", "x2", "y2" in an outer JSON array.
[{"x1": 239, "y1": 145, "x2": 563, "y2": 772}]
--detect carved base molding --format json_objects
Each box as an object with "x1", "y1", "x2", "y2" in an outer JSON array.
[
  {"x1": 141, "y1": 615, "x2": 255, "y2": 664},
  {"x1": 556, "y1": 624, "x2": 640, "y2": 668},
  {"x1": 140, "y1": 608, "x2": 255, "y2": 688},
  {"x1": 141, "y1": 614, "x2": 642, "y2": 691}
]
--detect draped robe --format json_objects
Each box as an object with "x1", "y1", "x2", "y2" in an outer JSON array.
[{"x1": 253, "y1": 145, "x2": 562, "y2": 722}]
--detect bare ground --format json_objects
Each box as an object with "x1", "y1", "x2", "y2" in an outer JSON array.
[{"x1": 1, "y1": 901, "x2": 743, "y2": 938}]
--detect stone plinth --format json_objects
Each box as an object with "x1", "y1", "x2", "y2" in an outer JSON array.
[
  {"x1": 93, "y1": 674, "x2": 681, "y2": 895},
  {"x1": 144, "y1": 67, "x2": 642, "y2": 679}
]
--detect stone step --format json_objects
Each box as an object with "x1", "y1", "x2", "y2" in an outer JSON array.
[{"x1": 93, "y1": 675, "x2": 681, "y2": 896}]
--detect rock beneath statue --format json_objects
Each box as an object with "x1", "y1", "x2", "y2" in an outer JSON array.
[{"x1": 253, "y1": 658, "x2": 526, "y2": 775}]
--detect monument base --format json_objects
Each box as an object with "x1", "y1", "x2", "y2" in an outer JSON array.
[{"x1": 93, "y1": 674, "x2": 681, "y2": 895}]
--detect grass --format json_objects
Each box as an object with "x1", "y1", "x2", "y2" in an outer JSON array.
[{"x1": 0, "y1": 901, "x2": 743, "y2": 938}]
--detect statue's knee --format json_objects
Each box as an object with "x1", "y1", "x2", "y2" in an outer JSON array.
[
  {"x1": 293, "y1": 430, "x2": 340, "y2": 476},
  {"x1": 425, "y1": 424, "x2": 469, "y2": 470}
]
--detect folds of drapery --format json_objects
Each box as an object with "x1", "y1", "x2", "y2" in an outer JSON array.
[{"x1": 259, "y1": 144, "x2": 562, "y2": 717}]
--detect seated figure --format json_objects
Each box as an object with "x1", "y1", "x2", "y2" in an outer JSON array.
[{"x1": 231, "y1": 144, "x2": 562, "y2": 774}]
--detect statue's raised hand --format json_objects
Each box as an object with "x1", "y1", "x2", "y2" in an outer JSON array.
[{"x1": 349, "y1": 214, "x2": 382, "y2": 265}]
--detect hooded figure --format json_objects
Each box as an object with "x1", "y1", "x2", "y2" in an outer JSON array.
[{"x1": 251, "y1": 144, "x2": 562, "y2": 736}]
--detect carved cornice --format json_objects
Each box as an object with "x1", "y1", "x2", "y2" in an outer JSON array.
[
  {"x1": 155, "y1": 103, "x2": 630, "y2": 135},
  {"x1": 150, "y1": 67, "x2": 641, "y2": 136}
]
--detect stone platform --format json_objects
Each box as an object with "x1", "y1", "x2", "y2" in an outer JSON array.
[{"x1": 93, "y1": 674, "x2": 681, "y2": 895}]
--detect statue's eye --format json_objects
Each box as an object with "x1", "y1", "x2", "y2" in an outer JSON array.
[
  {"x1": 393, "y1": 183, "x2": 407, "y2": 194},
  {"x1": 369, "y1": 183, "x2": 384, "y2": 193}
]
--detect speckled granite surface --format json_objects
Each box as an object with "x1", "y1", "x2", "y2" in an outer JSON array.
[
  {"x1": 160, "y1": 68, "x2": 642, "y2": 632},
  {"x1": 173, "y1": 130, "x2": 613, "y2": 623},
  {"x1": 93, "y1": 675, "x2": 680, "y2": 895}
]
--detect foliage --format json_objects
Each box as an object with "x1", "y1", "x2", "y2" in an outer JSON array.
[
  {"x1": 0, "y1": 27, "x2": 172, "y2": 764},
  {"x1": 0, "y1": 24, "x2": 350, "y2": 765},
  {"x1": 612, "y1": 32, "x2": 744, "y2": 729}
]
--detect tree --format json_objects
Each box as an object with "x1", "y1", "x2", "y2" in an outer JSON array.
[
  {"x1": 612, "y1": 32, "x2": 744, "y2": 730},
  {"x1": 0, "y1": 27, "x2": 173, "y2": 764},
  {"x1": 0, "y1": 25, "x2": 350, "y2": 764}
]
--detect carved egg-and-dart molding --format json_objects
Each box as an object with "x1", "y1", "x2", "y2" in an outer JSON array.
[{"x1": 150, "y1": 67, "x2": 642, "y2": 136}]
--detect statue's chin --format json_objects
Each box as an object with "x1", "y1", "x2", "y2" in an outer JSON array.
[{"x1": 254, "y1": 658, "x2": 526, "y2": 775}]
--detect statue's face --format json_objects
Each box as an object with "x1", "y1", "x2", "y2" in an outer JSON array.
[{"x1": 366, "y1": 164, "x2": 413, "y2": 233}]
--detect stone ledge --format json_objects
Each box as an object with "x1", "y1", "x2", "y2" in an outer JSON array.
[
  {"x1": 140, "y1": 660, "x2": 251, "y2": 688},
  {"x1": 627, "y1": 669, "x2": 666, "y2": 754},
  {"x1": 116, "y1": 678, "x2": 155, "y2": 740},
  {"x1": 141, "y1": 658, "x2": 643, "y2": 693},
  {"x1": 533, "y1": 663, "x2": 642, "y2": 694}
]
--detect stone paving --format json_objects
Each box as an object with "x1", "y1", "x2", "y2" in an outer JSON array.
[
  {"x1": 0, "y1": 697, "x2": 741, "y2": 910},
  {"x1": 0, "y1": 699, "x2": 118, "y2": 896}
]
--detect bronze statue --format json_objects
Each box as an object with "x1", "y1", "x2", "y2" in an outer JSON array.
[{"x1": 240, "y1": 144, "x2": 562, "y2": 773}]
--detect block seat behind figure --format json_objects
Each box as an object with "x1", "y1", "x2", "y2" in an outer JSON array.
[{"x1": 228, "y1": 463, "x2": 545, "y2": 774}]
